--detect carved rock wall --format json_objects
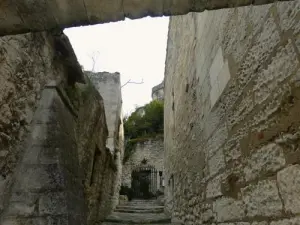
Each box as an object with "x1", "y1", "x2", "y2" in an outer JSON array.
[
  {"x1": 0, "y1": 32, "x2": 122, "y2": 225},
  {"x1": 164, "y1": 1, "x2": 300, "y2": 224}
]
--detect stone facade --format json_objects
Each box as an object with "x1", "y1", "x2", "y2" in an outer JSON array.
[
  {"x1": 0, "y1": 0, "x2": 294, "y2": 36},
  {"x1": 164, "y1": 1, "x2": 300, "y2": 224},
  {"x1": 122, "y1": 138, "x2": 164, "y2": 192},
  {"x1": 0, "y1": 32, "x2": 123, "y2": 225},
  {"x1": 86, "y1": 71, "x2": 124, "y2": 210},
  {"x1": 152, "y1": 81, "x2": 165, "y2": 101}
]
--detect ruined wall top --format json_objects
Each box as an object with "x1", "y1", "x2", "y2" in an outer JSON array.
[
  {"x1": 86, "y1": 71, "x2": 122, "y2": 154},
  {"x1": 152, "y1": 80, "x2": 164, "y2": 101}
]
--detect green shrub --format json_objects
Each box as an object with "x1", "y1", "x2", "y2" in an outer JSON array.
[{"x1": 123, "y1": 100, "x2": 164, "y2": 163}]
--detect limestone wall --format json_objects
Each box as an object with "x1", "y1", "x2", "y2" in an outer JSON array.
[
  {"x1": 86, "y1": 71, "x2": 124, "y2": 210},
  {"x1": 0, "y1": 32, "x2": 67, "y2": 214},
  {"x1": 122, "y1": 138, "x2": 164, "y2": 189},
  {"x1": 164, "y1": 1, "x2": 300, "y2": 224},
  {"x1": 0, "y1": 32, "x2": 122, "y2": 225}
]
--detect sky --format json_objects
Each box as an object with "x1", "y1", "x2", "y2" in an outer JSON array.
[{"x1": 64, "y1": 17, "x2": 169, "y2": 116}]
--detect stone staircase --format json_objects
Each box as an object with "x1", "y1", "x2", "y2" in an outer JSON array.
[{"x1": 102, "y1": 199, "x2": 172, "y2": 224}]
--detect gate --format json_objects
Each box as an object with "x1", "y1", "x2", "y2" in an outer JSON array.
[{"x1": 131, "y1": 165, "x2": 158, "y2": 199}]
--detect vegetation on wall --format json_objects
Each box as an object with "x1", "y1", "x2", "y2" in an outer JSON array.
[{"x1": 123, "y1": 100, "x2": 164, "y2": 163}]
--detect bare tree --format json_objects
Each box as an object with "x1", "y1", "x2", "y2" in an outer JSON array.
[
  {"x1": 121, "y1": 79, "x2": 144, "y2": 88},
  {"x1": 88, "y1": 51, "x2": 100, "y2": 72}
]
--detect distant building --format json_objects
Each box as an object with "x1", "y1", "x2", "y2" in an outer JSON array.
[{"x1": 151, "y1": 80, "x2": 164, "y2": 101}]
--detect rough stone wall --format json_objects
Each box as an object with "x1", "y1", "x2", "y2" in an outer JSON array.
[
  {"x1": 75, "y1": 77, "x2": 119, "y2": 224},
  {"x1": 122, "y1": 138, "x2": 164, "y2": 188},
  {"x1": 0, "y1": 32, "x2": 122, "y2": 225},
  {"x1": 164, "y1": 1, "x2": 300, "y2": 224},
  {"x1": 0, "y1": 32, "x2": 67, "y2": 214},
  {"x1": 1, "y1": 82, "x2": 87, "y2": 225},
  {"x1": 86, "y1": 71, "x2": 124, "y2": 210}
]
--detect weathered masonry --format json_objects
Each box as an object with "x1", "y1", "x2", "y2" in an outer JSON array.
[
  {"x1": 0, "y1": 32, "x2": 123, "y2": 225},
  {"x1": 164, "y1": 0, "x2": 300, "y2": 224},
  {"x1": 122, "y1": 137, "x2": 165, "y2": 195},
  {"x1": 0, "y1": 0, "x2": 294, "y2": 36},
  {"x1": 87, "y1": 71, "x2": 124, "y2": 211}
]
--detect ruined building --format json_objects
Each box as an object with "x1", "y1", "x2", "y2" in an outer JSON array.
[
  {"x1": 152, "y1": 80, "x2": 165, "y2": 101},
  {"x1": 0, "y1": 0, "x2": 299, "y2": 225}
]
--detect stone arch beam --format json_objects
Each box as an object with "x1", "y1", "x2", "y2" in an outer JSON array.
[{"x1": 0, "y1": 0, "x2": 292, "y2": 36}]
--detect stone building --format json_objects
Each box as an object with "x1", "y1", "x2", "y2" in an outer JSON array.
[
  {"x1": 86, "y1": 71, "x2": 124, "y2": 210},
  {"x1": 164, "y1": 1, "x2": 300, "y2": 224},
  {"x1": 0, "y1": 32, "x2": 123, "y2": 225},
  {"x1": 122, "y1": 137, "x2": 165, "y2": 196},
  {"x1": 152, "y1": 81, "x2": 164, "y2": 101}
]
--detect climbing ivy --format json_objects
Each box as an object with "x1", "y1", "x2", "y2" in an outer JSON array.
[{"x1": 123, "y1": 100, "x2": 164, "y2": 163}]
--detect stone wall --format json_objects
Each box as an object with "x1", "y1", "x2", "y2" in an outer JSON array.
[
  {"x1": 0, "y1": 31, "x2": 69, "y2": 215},
  {"x1": 0, "y1": 32, "x2": 122, "y2": 225},
  {"x1": 122, "y1": 137, "x2": 164, "y2": 190},
  {"x1": 86, "y1": 71, "x2": 124, "y2": 210},
  {"x1": 75, "y1": 76, "x2": 119, "y2": 224},
  {"x1": 164, "y1": 1, "x2": 300, "y2": 224}
]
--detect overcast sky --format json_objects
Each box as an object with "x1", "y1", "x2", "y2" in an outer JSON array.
[{"x1": 64, "y1": 17, "x2": 169, "y2": 115}]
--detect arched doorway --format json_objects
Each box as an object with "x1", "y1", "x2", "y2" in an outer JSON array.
[{"x1": 131, "y1": 164, "x2": 158, "y2": 199}]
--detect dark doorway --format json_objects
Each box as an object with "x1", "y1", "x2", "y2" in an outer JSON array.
[{"x1": 131, "y1": 165, "x2": 158, "y2": 199}]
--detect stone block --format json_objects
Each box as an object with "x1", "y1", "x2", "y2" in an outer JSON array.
[
  {"x1": 213, "y1": 197, "x2": 245, "y2": 222},
  {"x1": 208, "y1": 148, "x2": 225, "y2": 177},
  {"x1": 38, "y1": 147, "x2": 60, "y2": 164},
  {"x1": 253, "y1": 40, "x2": 298, "y2": 105},
  {"x1": 252, "y1": 222, "x2": 268, "y2": 225},
  {"x1": 270, "y1": 217, "x2": 300, "y2": 225},
  {"x1": 84, "y1": 0, "x2": 124, "y2": 23},
  {"x1": 277, "y1": 165, "x2": 300, "y2": 214},
  {"x1": 241, "y1": 180, "x2": 282, "y2": 217},
  {"x1": 39, "y1": 192, "x2": 67, "y2": 215},
  {"x1": 123, "y1": 0, "x2": 164, "y2": 18},
  {"x1": 276, "y1": 1, "x2": 300, "y2": 32},
  {"x1": 14, "y1": 164, "x2": 64, "y2": 192},
  {"x1": 205, "y1": 123, "x2": 228, "y2": 157},
  {"x1": 22, "y1": 145, "x2": 42, "y2": 164},
  {"x1": 244, "y1": 143, "x2": 285, "y2": 182},
  {"x1": 163, "y1": 0, "x2": 191, "y2": 16},
  {"x1": 206, "y1": 174, "x2": 223, "y2": 198},
  {"x1": 7, "y1": 192, "x2": 39, "y2": 217}
]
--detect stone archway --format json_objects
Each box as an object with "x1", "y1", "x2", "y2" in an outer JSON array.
[{"x1": 0, "y1": 0, "x2": 293, "y2": 36}]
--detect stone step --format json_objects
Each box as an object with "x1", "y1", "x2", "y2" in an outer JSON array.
[
  {"x1": 122, "y1": 202, "x2": 163, "y2": 206},
  {"x1": 104, "y1": 212, "x2": 171, "y2": 224},
  {"x1": 115, "y1": 207, "x2": 164, "y2": 213},
  {"x1": 117, "y1": 205, "x2": 164, "y2": 210},
  {"x1": 125, "y1": 201, "x2": 161, "y2": 204},
  {"x1": 102, "y1": 223, "x2": 172, "y2": 225}
]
